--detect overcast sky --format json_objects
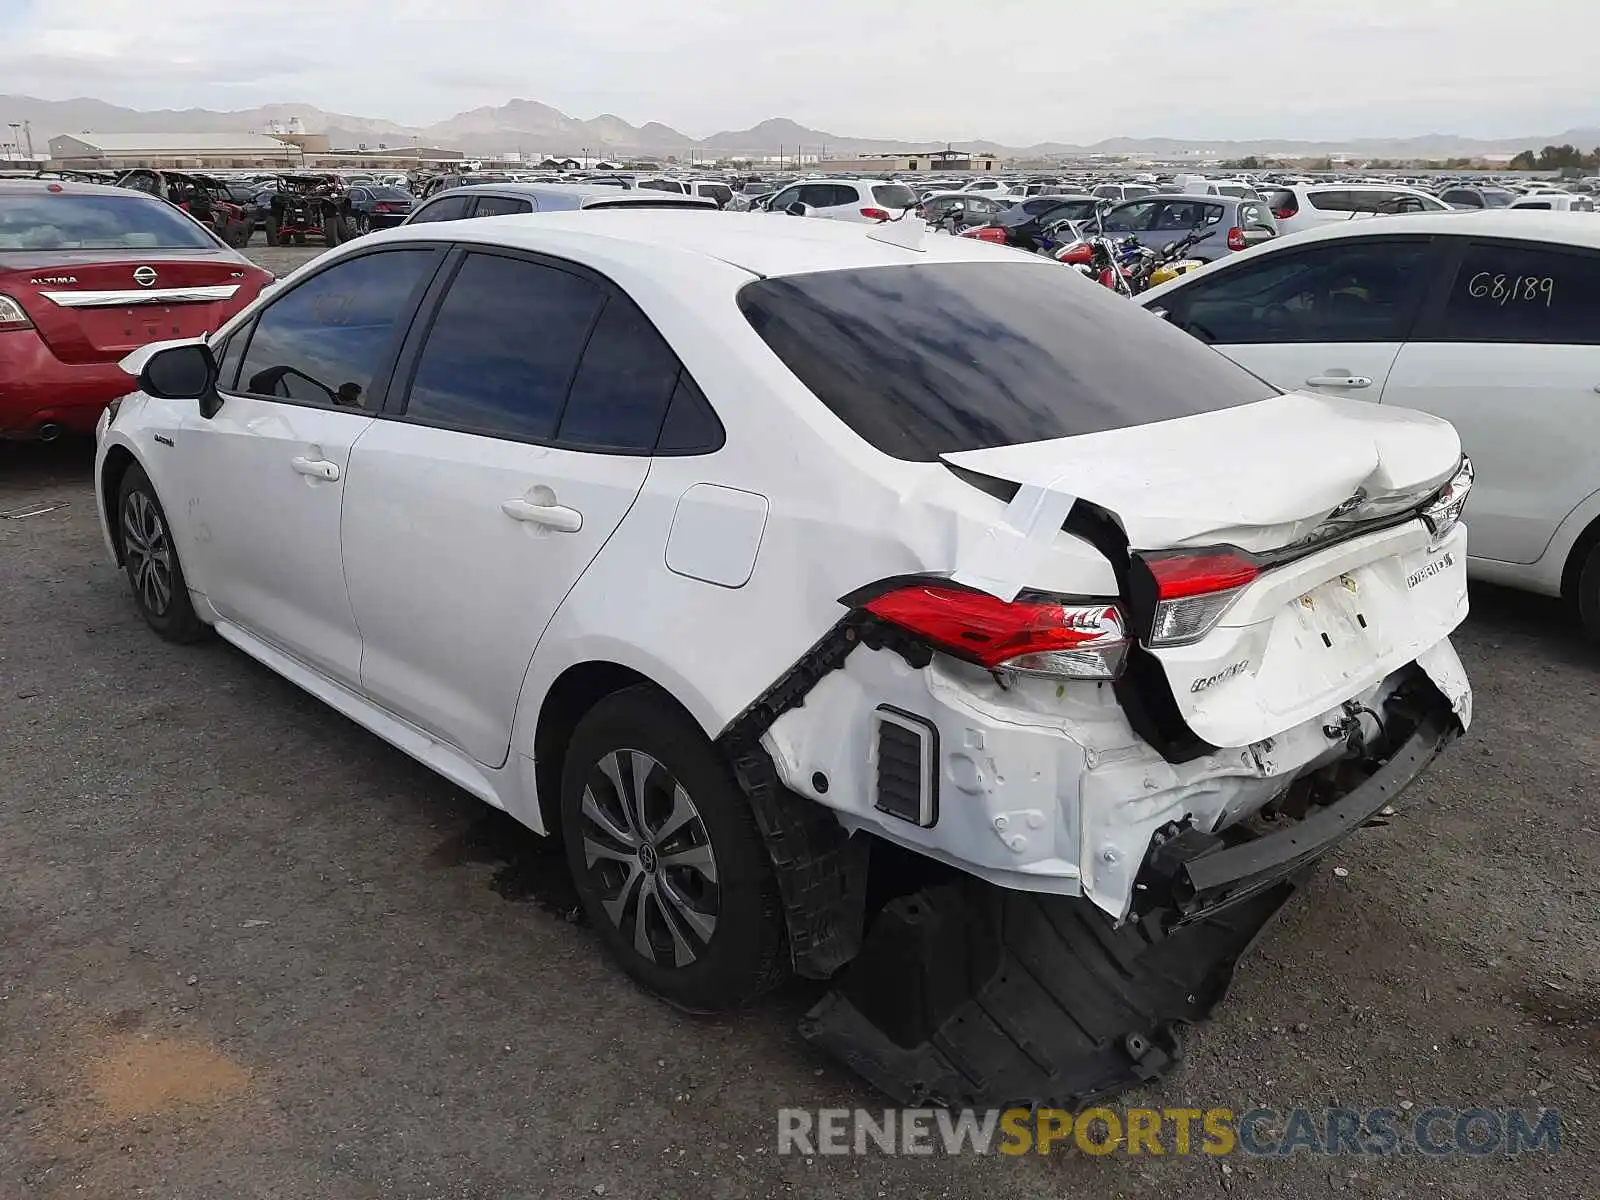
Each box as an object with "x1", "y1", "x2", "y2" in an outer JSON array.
[{"x1": 1, "y1": 0, "x2": 1595, "y2": 144}]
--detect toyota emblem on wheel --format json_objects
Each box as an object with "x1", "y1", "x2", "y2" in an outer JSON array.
[{"x1": 133, "y1": 266, "x2": 157, "y2": 287}]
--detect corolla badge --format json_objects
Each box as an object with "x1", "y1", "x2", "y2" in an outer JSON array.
[{"x1": 133, "y1": 266, "x2": 158, "y2": 287}]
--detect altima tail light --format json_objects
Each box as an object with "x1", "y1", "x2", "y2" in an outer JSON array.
[
  {"x1": 1421, "y1": 457, "x2": 1474, "y2": 547},
  {"x1": 1138, "y1": 548, "x2": 1261, "y2": 647},
  {"x1": 0, "y1": 294, "x2": 33, "y2": 332},
  {"x1": 855, "y1": 582, "x2": 1129, "y2": 679}
]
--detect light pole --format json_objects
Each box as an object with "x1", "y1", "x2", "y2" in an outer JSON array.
[
  {"x1": 581, "y1": 146, "x2": 589, "y2": 169},
  {"x1": 6, "y1": 124, "x2": 19, "y2": 161}
]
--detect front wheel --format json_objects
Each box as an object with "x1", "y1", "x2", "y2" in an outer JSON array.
[
  {"x1": 117, "y1": 464, "x2": 206, "y2": 643},
  {"x1": 560, "y1": 687, "x2": 787, "y2": 1012}
]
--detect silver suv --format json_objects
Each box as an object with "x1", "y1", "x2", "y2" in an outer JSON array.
[{"x1": 1093, "y1": 193, "x2": 1277, "y2": 261}]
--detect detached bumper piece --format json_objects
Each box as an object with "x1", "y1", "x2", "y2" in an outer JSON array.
[
  {"x1": 1139, "y1": 695, "x2": 1458, "y2": 926},
  {"x1": 800, "y1": 877, "x2": 1294, "y2": 1108}
]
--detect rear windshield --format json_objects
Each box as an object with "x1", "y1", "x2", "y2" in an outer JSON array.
[
  {"x1": 738, "y1": 262, "x2": 1275, "y2": 461},
  {"x1": 371, "y1": 186, "x2": 412, "y2": 201},
  {"x1": 871, "y1": 183, "x2": 918, "y2": 209},
  {"x1": 0, "y1": 193, "x2": 217, "y2": 250}
]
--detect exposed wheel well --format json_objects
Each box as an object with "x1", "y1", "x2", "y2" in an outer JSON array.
[
  {"x1": 99, "y1": 446, "x2": 138, "y2": 564},
  {"x1": 1560, "y1": 512, "x2": 1600, "y2": 605},
  {"x1": 532, "y1": 662, "x2": 697, "y2": 832}
]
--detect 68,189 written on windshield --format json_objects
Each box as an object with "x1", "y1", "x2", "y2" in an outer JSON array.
[{"x1": 1467, "y1": 271, "x2": 1554, "y2": 308}]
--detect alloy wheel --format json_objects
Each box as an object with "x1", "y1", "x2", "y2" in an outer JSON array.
[
  {"x1": 579, "y1": 749, "x2": 720, "y2": 967},
  {"x1": 122, "y1": 489, "x2": 174, "y2": 616}
]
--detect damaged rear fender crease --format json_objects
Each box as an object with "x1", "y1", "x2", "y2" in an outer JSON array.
[{"x1": 759, "y1": 632, "x2": 1470, "y2": 923}]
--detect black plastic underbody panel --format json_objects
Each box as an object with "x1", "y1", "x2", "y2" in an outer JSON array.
[{"x1": 801, "y1": 876, "x2": 1296, "y2": 1108}]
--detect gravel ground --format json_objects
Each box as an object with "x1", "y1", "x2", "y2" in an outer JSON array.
[{"x1": 1, "y1": 244, "x2": 1595, "y2": 1197}]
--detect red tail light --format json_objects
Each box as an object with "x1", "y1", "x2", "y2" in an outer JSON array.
[
  {"x1": 1226, "y1": 226, "x2": 1247, "y2": 251},
  {"x1": 0, "y1": 293, "x2": 33, "y2": 332},
  {"x1": 960, "y1": 226, "x2": 1008, "y2": 243},
  {"x1": 374, "y1": 202, "x2": 393, "y2": 213},
  {"x1": 858, "y1": 583, "x2": 1128, "y2": 679},
  {"x1": 860, "y1": 207, "x2": 892, "y2": 222},
  {"x1": 1140, "y1": 548, "x2": 1261, "y2": 647},
  {"x1": 1271, "y1": 206, "x2": 1295, "y2": 220}
]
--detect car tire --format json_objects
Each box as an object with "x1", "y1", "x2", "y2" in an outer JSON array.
[
  {"x1": 355, "y1": 213, "x2": 371, "y2": 237},
  {"x1": 117, "y1": 464, "x2": 206, "y2": 644},
  {"x1": 1574, "y1": 543, "x2": 1600, "y2": 638},
  {"x1": 560, "y1": 685, "x2": 787, "y2": 1012}
]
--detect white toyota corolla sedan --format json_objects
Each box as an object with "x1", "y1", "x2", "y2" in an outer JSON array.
[{"x1": 95, "y1": 211, "x2": 1473, "y2": 1105}]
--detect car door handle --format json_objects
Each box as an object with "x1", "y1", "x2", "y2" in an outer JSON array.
[
  {"x1": 290, "y1": 456, "x2": 340, "y2": 481},
  {"x1": 1306, "y1": 375, "x2": 1372, "y2": 389},
  {"x1": 501, "y1": 497, "x2": 582, "y2": 532}
]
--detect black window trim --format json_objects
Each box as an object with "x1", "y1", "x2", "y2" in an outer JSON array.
[
  {"x1": 223, "y1": 242, "x2": 450, "y2": 413},
  {"x1": 384, "y1": 243, "x2": 725, "y2": 457},
  {"x1": 1164, "y1": 233, "x2": 1444, "y2": 346},
  {"x1": 1410, "y1": 234, "x2": 1600, "y2": 345}
]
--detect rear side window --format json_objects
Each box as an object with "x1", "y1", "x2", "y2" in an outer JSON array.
[
  {"x1": 472, "y1": 195, "x2": 533, "y2": 217},
  {"x1": 1512, "y1": 201, "x2": 1552, "y2": 210},
  {"x1": 738, "y1": 262, "x2": 1274, "y2": 462},
  {"x1": 557, "y1": 295, "x2": 684, "y2": 452},
  {"x1": 1308, "y1": 190, "x2": 1354, "y2": 212},
  {"x1": 1435, "y1": 242, "x2": 1600, "y2": 345},
  {"x1": 403, "y1": 253, "x2": 604, "y2": 439},
  {"x1": 239, "y1": 249, "x2": 438, "y2": 408},
  {"x1": 410, "y1": 194, "x2": 472, "y2": 223}
]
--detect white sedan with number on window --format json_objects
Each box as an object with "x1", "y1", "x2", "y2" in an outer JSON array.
[{"x1": 1142, "y1": 210, "x2": 1600, "y2": 633}]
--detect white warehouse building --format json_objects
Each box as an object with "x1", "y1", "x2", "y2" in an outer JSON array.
[{"x1": 47, "y1": 132, "x2": 304, "y2": 170}]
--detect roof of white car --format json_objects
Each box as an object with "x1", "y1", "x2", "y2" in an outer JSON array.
[
  {"x1": 375, "y1": 208, "x2": 1032, "y2": 277},
  {"x1": 1261, "y1": 209, "x2": 1600, "y2": 250}
]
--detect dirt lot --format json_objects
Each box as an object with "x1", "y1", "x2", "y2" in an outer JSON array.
[{"x1": 1, "y1": 242, "x2": 1596, "y2": 1198}]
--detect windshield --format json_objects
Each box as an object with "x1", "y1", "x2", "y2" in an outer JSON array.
[
  {"x1": 739, "y1": 262, "x2": 1274, "y2": 461},
  {"x1": 0, "y1": 193, "x2": 217, "y2": 250},
  {"x1": 371, "y1": 187, "x2": 413, "y2": 201}
]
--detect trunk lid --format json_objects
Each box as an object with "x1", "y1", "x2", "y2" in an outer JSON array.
[
  {"x1": 943, "y1": 392, "x2": 1468, "y2": 748},
  {"x1": 2, "y1": 251, "x2": 261, "y2": 364}
]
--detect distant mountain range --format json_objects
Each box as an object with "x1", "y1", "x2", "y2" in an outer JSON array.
[{"x1": 3, "y1": 93, "x2": 1596, "y2": 162}]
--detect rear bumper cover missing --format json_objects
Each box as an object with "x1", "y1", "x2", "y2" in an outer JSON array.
[{"x1": 801, "y1": 685, "x2": 1459, "y2": 1107}]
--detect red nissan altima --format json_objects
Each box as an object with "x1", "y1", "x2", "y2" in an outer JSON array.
[{"x1": 0, "y1": 179, "x2": 274, "y2": 440}]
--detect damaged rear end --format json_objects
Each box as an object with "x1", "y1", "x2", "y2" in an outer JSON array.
[{"x1": 730, "y1": 259, "x2": 1473, "y2": 1106}]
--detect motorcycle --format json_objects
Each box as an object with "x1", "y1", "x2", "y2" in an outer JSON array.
[
  {"x1": 1142, "y1": 229, "x2": 1216, "y2": 290},
  {"x1": 1050, "y1": 231, "x2": 1146, "y2": 296}
]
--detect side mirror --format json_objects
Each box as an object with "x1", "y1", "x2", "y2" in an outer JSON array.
[
  {"x1": 785, "y1": 201, "x2": 812, "y2": 217},
  {"x1": 140, "y1": 343, "x2": 222, "y2": 417}
]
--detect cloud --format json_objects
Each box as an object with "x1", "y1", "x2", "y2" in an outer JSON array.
[{"x1": 1, "y1": 0, "x2": 1596, "y2": 143}]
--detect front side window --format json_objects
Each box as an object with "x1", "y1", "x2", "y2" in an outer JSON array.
[
  {"x1": 1101, "y1": 200, "x2": 1157, "y2": 232},
  {"x1": 1435, "y1": 241, "x2": 1600, "y2": 345},
  {"x1": 740, "y1": 261, "x2": 1274, "y2": 462},
  {"x1": 1165, "y1": 239, "x2": 1434, "y2": 345},
  {"x1": 403, "y1": 252, "x2": 604, "y2": 440},
  {"x1": 237, "y1": 250, "x2": 438, "y2": 408}
]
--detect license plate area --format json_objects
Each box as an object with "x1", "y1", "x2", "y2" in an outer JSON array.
[{"x1": 1291, "y1": 571, "x2": 1377, "y2": 655}]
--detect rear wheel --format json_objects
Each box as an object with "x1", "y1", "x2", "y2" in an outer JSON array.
[
  {"x1": 354, "y1": 212, "x2": 372, "y2": 236},
  {"x1": 560, "y1": 686, "x2": 786, "y2": 1012},
  {"x1": 1574, "y1": 542, "x2": 1600, "y2": 638},
  {"x1": 117, "y1": 464, "x2": 205, "y2": 644}
]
